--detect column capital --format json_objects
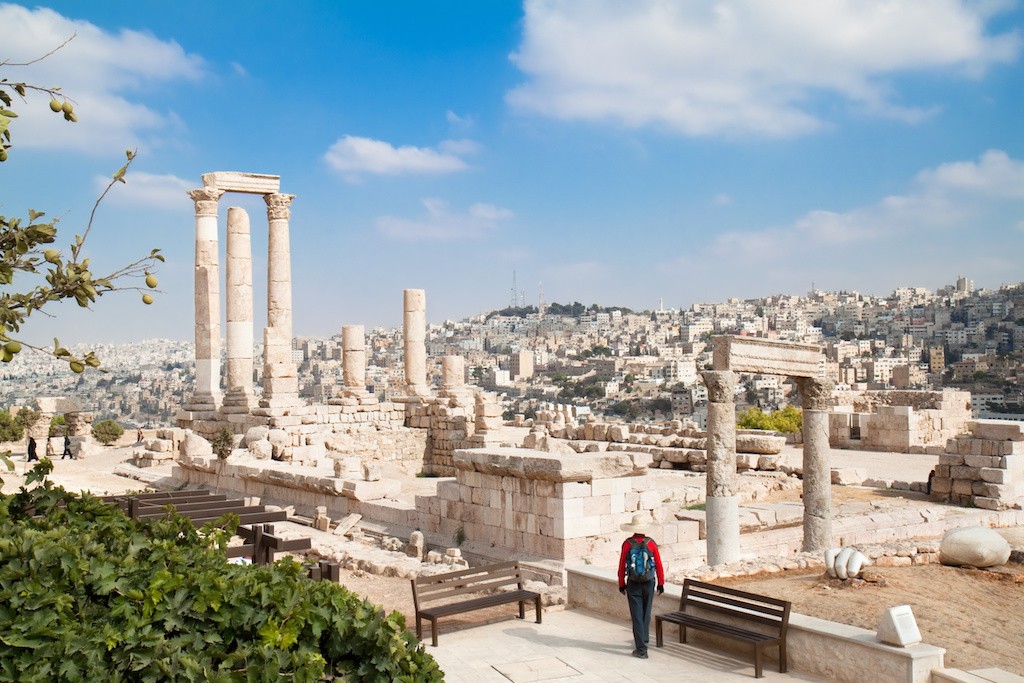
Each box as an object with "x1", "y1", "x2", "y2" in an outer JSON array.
[
  {"x1": 796, "y1": 376, "x2": 835, "y2": 411},
  {"x1": 264, "y1": 193, "x2": 296, "y2": 221},
  {"x1": 188, "y1": 187, "x2": 224, "y2": 216},
  {"x1": 701, "y1": 370, "x2": 735, "y2": 403}
]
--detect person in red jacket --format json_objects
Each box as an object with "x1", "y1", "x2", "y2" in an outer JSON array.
[{"x1": 617, "y1": 513, "x2": 665, "y2": 658}]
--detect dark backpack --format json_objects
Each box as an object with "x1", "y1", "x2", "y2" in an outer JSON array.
[{"x1": 626, "y1": 537, "x2": 656, "y2": 583}]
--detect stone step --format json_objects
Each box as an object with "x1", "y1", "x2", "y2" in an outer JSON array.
[{"x1": 932, "y1": 668, "x2": 1024, "y2": 682}]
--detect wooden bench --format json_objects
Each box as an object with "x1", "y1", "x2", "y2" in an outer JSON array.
[
  {"x1": 410, "y1": 561, "x2": 542, "y2": 646},
  {"x1": 655, "y1": 579, "x2": 791, "y2": 678}
]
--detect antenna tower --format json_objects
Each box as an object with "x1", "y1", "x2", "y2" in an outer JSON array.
[
  {"x1": 510, "y1": 271, "x2": 518, "y2": 308},
  {"x1": 538, "y1": 282, "x2": 545, "y2": 321}
]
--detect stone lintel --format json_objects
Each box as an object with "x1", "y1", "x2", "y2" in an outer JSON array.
[
  {"x1": 968, "y1": 420, "x2": 1024, "y2": 441},
  {"x1": 34, "y1": 397, "x2": 82, "y2": 414},
  {"x1": 453, "y1": 446, "x2": 645, "y2": 482},
  {"x1": 202, "y1": 172, "x2": 281, "y2": 195},
  {"x1": 713, "y1": 335, "x2": 822, "y2": 378}
]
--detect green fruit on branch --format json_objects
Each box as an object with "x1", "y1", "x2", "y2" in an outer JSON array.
[
  {"x1": 4, "y1": 341, "x2": 22, "y2": 354},
  {"x1": 142, "y1": 294, "x2": 154, "y2": 305},
  {"x1": 145, "y1": 274, "x2": 158, "y2": 288},
  {"x1": 69, "y1": 360, "x2": 85, "y2": 373},
  {"x1": 50, "y1": 99, "x2": 63, "y2": 112},
  {"x1": 1, "y1": 350, "x2": 12, "y2": 363},
  {"x1": 61, "y1": 101, "x2": 73, "y2": 114},
  {"x1": 0, "y1": 149, "x2": 7, "y2": 162},
  {"x1": 44, "y1": 249, "x2": 61, "y2": 264}
]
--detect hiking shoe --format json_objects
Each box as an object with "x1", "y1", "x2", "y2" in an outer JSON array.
[{"x1": 633, "y1": 650, "x2": 648, "y2": 659}]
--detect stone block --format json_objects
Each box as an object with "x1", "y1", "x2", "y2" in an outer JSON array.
[
  {"x1": 202, "y1": 171, "x2": 280, "y2": 194},
  {"x1": 930, "y1": 477, "x2": 952, "y2": 494},
  {"x1": 939, "y1": 453, "x2": 964, "y2": 466},
  {"x1": 979, "y1": 468, "x2": 1010, "y2": 484},
  {"x1": 952, "y1": 479, "x2": 975, "y2": 495},
  {"x1": 965, "y1": 454, "x2": 1001, "y2": 469},
  {"x1": 968, "y1": 420, "x2": 1024, "y2": 441},
  {"x1": 831, "y1": 468, "x2": 867, "y2": 486},
  {"x1": 554, "y1": 516, "x2": 601, "y2": 539},
  {"x1": 950, "y1": 466, "x2": 980, "y2": 481}
]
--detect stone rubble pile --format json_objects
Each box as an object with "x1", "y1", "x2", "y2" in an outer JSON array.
[{"x1": 930, "y1": 420, "x2": 1024, "y2": 510}]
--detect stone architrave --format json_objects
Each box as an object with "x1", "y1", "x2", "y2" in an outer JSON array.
[
  {"x1": 223, "y1": 207, "x2": 256, "y2": 409},
  {"x1": 202, "y1": 172, "x2": 281, "y2": 194},
  {"x1": 403, "y1": 289, "x2": 428, "y2": 396},
  {"x1": 702, "y1": 370, "x2": 739, "y2": 566},
  {"x1": 261, "y1": 193, "x2": 299, "y2": 406},
  {"x1": 797, "y1": 376, "x2": 834, "y2": 552},
  {"x1": 187, "y1": 187, "x2": 225, "y2": 408},
  {"x1": 713, "y1": 336, "x2": 821, "y2": 378},
  {"x1": 342, "y1": 325, "x2": 367, "y2": 396}
]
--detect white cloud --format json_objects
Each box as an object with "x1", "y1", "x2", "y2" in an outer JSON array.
[
  {"x1": 94, "y1": 171, "x2": 192, "y2": 209},
  {"x1": 664, "y1": 150, "x2": 1024, "y2": 287},
  {"x1": 446, "y1": 109, "x2": 475, "y2": 128},
  {"x1": 376, "y1": 198, "x2": 513, "y2": 241},
  {"x1": 508, "y1": 0, "x2": 1021, "y2": 137},
  {"x1": 712, "y1": 193, "x2": 732, "y2": 207},
  {"x1": 0, "y1": 4, "x2": 204, "y2": 153},
  {"x1": 324, "y1": 135, "x2": 477, "y2": 180}
]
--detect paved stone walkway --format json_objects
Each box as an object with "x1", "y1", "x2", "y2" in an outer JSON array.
[{"x1": 430, "y1": 609, "x2": 827, "y2": 682}]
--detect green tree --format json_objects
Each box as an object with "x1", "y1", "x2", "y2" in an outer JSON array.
[
  {"x1": 210, "y1": 426, "x2": 234, "y2": 460},
  {"x1": 1, "y1": 40, "x2": 163, "y2": 372},
  {"x1": 48, "y1": 414, "x2": 65, "y2": 437},
  {"x1": 0, "y1": 410, "x2": 23, "y2": 442},
  {"x1": 91, "y1": 418, "x2": 124, "y2": 445}
]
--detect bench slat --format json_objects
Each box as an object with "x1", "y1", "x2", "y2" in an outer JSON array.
[
  {"x1": 413, "y1": 561, "x2": 519, "y2": 587},
  {"x1": 657, "y1": 612, "x2": 780, "y2": 643},
  {"x1": 418, "y1": 590, "x2": 537, "y2": 618}
]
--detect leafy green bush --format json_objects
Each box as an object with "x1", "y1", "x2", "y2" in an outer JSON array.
[
  {"x1": 91, "y1": 418, "x2": 125, "y2": 445},
  {"x1": 737, "y1": 405, "x2": 803, "y2": 433},
  {"x1": 0, "y1": 472, "x2": 442, "y2": 682},
  {"x1": 49, "y1": 414, "x2": 66, "y2": 437}
]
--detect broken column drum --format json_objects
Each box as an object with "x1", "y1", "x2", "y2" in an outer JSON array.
[
  {"x1": 342, "y1": 324, "x2": 367, "y2": 395},
  {"x1": 797, "y1": 376, "x2": 835, "y2": 552}
]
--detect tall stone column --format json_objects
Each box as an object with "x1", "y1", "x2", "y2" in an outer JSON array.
[
  {"x1": 261, "y1": 192, "x2": 299, "y2": 407},
  {"x1": 223, "y1": 207, "x2": 255, "y2": 409},
  {"x1": 796, "y1": 376, "x2": 835, "y2": 552},
  {"x1": 341, "y1": 324, "x2": 367, "y2": 396},
  {"x1": 403, "y1": 288, "x2": 428, "y2": 396},
  {"x1": 188, "y1": 187, "x2": 224, "y2": 409},
  {"x1": 702, "y1": 370, "x2": 739, "y2": 566}
]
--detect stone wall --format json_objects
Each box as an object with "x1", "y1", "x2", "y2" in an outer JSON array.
[
  {"x1": 929, "y1": 419, "x2": 1024, "y2": 510},
  {"x1": 414, "y1": 447, "x2": 701, "y2": 567},
  {"x1": 830, "y1": 389, "x2": 971, "y2": 453}
]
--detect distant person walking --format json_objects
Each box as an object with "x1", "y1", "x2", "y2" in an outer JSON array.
[
  {"x1": 26, "y1": 436, "x2": 38, "y2": 462},
  {"x1": 45, "y1": 437, "x2": 55, "y2": 459},
  {"x1": 136, "y1": 428, "x2": 144, "y2": 444},
  {"x1": 61, "y1": 434, "x2": 74, "y2": 460},
  {"x1": 617, "y1": 513, "x2": 665, "y2": 659}
]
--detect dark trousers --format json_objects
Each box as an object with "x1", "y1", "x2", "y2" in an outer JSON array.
[{"x1": 626, "y1": 578, "x2": 656, "y2": 653}]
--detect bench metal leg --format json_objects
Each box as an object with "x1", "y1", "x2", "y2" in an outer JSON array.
[
  {"x1": 680, "y1": 624, "x2": 687, "y2": 644},
  {"x1": 779, "y1": 641, "x2": 787, "y2": 673},
  {"x1": 431, "y1": 618, "x2": 439, "y2": 647},
  {"x1": 655, "y1": 618, "x2": 663, "y2": 647},
  {"x1": 416, "y1": 615, "x2": 422, "y2": 641},
  {"x1": 754, "y1": 644, "x2": 763, "y2": 679},
  {"x1": 518, "y1": 600, "x2": 525, "y2": 619},
  {"x1": 534, "y1": 596, "x2": 542, "y2": 624}
]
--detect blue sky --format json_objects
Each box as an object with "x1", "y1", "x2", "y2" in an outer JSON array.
[{"x1": 2, "y1": 1, "x2": 1023, "y2": 345}]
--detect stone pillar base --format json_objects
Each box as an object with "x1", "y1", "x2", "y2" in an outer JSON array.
[
  {"x1": 258, "y1": 397, "x2": 303, "y2": 410},
  {"x1": 705, "y1": 494, "x2": 740, "y2": 566}
]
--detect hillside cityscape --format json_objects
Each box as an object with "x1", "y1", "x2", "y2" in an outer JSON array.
[{"x1": 2, "y1": 274, "x2": 1021, "y2": 428}]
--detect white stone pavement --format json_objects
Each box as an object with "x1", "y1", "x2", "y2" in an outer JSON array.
[{"x1": 430, "y1": 609, "x2": 826, "y2": 682}]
